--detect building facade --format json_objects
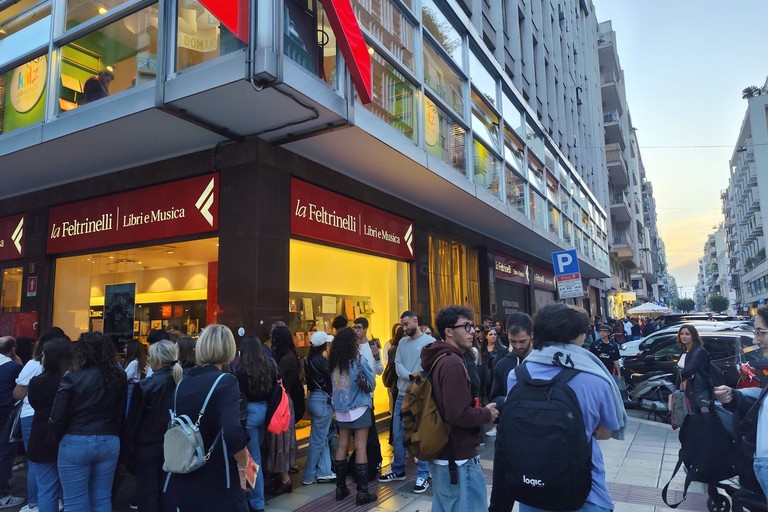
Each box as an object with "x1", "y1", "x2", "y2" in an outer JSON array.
[{"x1": 0, "y1": 0, "x2": 619, "y2": 346}]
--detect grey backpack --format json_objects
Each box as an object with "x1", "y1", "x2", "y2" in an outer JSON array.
[{"x1": 162, "y1": 373, "x2": 226, "y2": 474}]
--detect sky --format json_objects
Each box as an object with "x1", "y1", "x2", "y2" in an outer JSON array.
[{"x1": 591, "y1": 1, "x2": 768, "y2": 298}]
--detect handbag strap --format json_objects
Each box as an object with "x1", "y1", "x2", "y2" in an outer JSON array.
[
  {"x1": 308, "y1": 357, "x2": 331, "y2": 401},
  {"x1": 172, "y1": 372, "x2": 227, "y2": 426},
  {"x1": 661, "y1": 455, "x2": 692, "y2": 508}
]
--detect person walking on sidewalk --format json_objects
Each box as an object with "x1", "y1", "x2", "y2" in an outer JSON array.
[
  {"x1": 378, "y1": 311, "x2": 433, "y2": 493},
  {"x1": 424, "y1": 306, "x2": 497, "y2": 512},
  {"x1": 329, "y1": 328, "x2": 377, "y2": 505}
]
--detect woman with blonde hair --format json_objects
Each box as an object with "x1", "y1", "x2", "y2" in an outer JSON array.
[
  {"x1": 162, "y1": 325, "x2": 249, "y2": 511},
  {"x1": 124, "y1": 340, "x2": 183, "y2": 512}
]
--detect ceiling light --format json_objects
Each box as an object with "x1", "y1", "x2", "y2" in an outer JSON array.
[{"x1": 98, "y1": 7, "x2": 107, "y2": 14}]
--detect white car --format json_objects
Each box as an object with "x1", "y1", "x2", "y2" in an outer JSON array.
[{"x1": 618, "y1": 321, "x2": 751, "y2": 357}]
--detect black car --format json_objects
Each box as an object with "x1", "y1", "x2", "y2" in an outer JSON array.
[{"x1": 621, "y1": 330, "x2": 761, "y2": 388}]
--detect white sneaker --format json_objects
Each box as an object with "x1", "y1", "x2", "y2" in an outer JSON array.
[
  {"x1": 413, "y1": 476, "x2": 430, "y2": 493},
  {"x1": 486, "y1": 427, "x2": 497, "y2": 437},
  {"x1": 0, "y1": 496, "x2": 24, "y2": 509},
  {"x1": 20, "y1": 505, "x2": 38, "y2": 512}
]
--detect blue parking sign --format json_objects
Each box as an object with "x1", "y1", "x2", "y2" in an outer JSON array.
[{"x1": 551, "y1": 249, "x2": 580, "y2": 276}]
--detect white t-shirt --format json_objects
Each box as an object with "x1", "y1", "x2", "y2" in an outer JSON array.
[{"x1": 16, "y1": 360, "x2": 43, "y2": 418}]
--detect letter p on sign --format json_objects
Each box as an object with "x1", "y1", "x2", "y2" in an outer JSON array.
[{"x1": 551, "y1": 249, "x2": 580, "y2": 276}]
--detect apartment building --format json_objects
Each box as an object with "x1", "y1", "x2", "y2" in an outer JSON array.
[
  {"x1": 0, "y1": 0, "x2": 614, "y2": 347},
  {"x1": 695, "y1": 226, "x2": 730, "y2": 312}
]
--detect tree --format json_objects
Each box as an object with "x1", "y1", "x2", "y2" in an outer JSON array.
[
  {"x1": 675, "y1": 298, "x2": 695, "y2": 312},
  {"x1": 742, "y1": 85, "x2": 768, "y2": 99},
  {"x1": 708, "y1": 295, "x2": 729, "y2": 313}
]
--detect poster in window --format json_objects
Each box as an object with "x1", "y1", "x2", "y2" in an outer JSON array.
[{"x1": 104, "y1": 283, "x2": 136, "y2": 343}]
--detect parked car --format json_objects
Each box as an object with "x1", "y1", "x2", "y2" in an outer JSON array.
[
  {"x1": 655, "y1": 313, "x2": 745, "y2": 329},
  {"x1": 621, "y1": 330, "x2": 761, "y2": 389},
  {"x1": 619, "y1": 321, "x2": 752, "y2": 357}
]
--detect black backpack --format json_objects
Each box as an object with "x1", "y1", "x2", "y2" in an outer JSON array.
[
  {"x1": 495, "y1": 363, "x2": 592, "y2": 511},
  {"x1": 662, "y1": 411, "x2": 739, "y2": 508}
]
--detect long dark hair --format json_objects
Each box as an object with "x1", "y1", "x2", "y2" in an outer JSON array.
[
  {"x1": 271, "y1": 326, "x2": 297, "y2": 363},
  {"x1": 677, "y1": 324, "x2": 702, "y2": 352},
  {"x1": 42, "y1": 339, "x2": 73, "y2": 377},
  {"x1": 125, "y1": 339, "x2": 147, "y2": 372},
  {"x1": 329, "y1": 328, "x2": 358, "y2": 374},
  {"x1": 177, "y1": 336, "x2": 196, "y2": 368},
  {"x1": 74, "y1": 332, "x2": 122, "y2": 386},
  {"x1": 238, "y1": 336, "x2": 274, "y2": 395},
  {"x1": 35, "y1": 327, "x2": 70, "y2": 362}
]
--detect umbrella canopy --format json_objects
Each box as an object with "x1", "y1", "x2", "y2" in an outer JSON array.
[{"x1": 627, "y1": 302, "x2": 672, "y2": 315}]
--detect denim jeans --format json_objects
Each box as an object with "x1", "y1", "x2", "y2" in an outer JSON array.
[
  {"x1": 245, "y1": 401, "x2": 267, "y2": 510},
  {"x1": 21, "y1": 415, "x2": 37, "y2": 506},
  {"x1": 58, "y1": 434, "x2": 119, "y2": 512},
  {"x1": 35, "y1": 462, "x2": 61, "y2": 512},
  {"x1": 754, "y1": 456, "x2": 768, "y2": 499},
  {"x1": 304, "y1": 391, "x2": 333, "y2": 483},
  {"x1": 520, "y1": 502, "x2": 611, "y2": 512},
  {"x1": 429, "y1": 457, "x2": 487, "y2": 512},
  {"x1": 392, "y1": 394, "x2": 430, "y2": 478}
]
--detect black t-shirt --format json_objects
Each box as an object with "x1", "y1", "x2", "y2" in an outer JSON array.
[{"x1": 589, "y1": 340, "x2": 621, "y2": 374}]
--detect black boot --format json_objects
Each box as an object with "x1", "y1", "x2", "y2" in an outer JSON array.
[
  {"x1": 335, "y1": 460, "x2": 350, "y2": 501},
  {"x1": 354, "y1": 463, "x2": 377, "y2": 505}
]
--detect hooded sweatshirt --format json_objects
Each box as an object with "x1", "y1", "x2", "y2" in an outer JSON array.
[{"x1": 421, "y1": 341, "x2": 492, "y2": 460}]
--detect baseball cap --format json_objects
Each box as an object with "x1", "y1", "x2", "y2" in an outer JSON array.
[{"x1": 310, "y1": 331, "x2": 333, "y2": 347}]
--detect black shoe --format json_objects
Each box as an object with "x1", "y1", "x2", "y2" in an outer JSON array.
[
  {"x1": 354, "y1": 463, "x2": 377, "y2": 505},
  {"x1": 288, "y1": 465, "x2": 299, "y2": 473},
  {"x1": 335, "y1": 460, "x2": 350, "y2": 501}
]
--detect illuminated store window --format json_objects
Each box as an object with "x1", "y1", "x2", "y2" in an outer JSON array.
[
  {"x1": 424, "y1": 95, "x2": 466, "y2": 174},
  {"x1": 364, "y1": 49, "x2": 417, "y2": 142},
  {"x1": 473, "y1": 138, "x2": 500, "y2": 198},
  {"x1": 1, "y1": 55, "x2": 47, "y2": 135},
  {"x1": 52, "y1": 238, "x2": 217, "y2": 339},
  {"x1": 423, "y1": 41, "x2": 464, "y2": 115},
  {"x1": 427, "y1": 235, "x2": 480, "y2": 326},
  {"x1": 1, "y1": 267, "x2": 23, "y2": 312},
  {"x1": 421, "y1": 0, "x2": 462, "y2": 66},
  {"x1": 58, "y1": 5, "x2": 158, "y2": 112},
  {"x1": 352, "y1": 0, "x2": 414, "y2": 71},
  {"x1": 176, "y1": 0, "x2": 246, "y2": 72},
  {"x1": 0, "y1": 0, "x2": 50, "y2": 40},
  {"x1": 65, "y1": 0, "x2": 130, "y2": 29}
]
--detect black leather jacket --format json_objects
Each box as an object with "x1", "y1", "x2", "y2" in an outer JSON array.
[
  {"x1": 49, "y1": 366, "x2": 127, "y2": 442},
  {"x1": 305, "y1": 351, "x2": 332, "y2": 396},
  {"x1": 125, "y1": 366, "x2": 177, "y2": 446}
]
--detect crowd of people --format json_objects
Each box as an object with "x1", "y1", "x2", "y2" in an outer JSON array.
[{"x1": 0, "y1": 303, "x2": 766, "y2": 512}]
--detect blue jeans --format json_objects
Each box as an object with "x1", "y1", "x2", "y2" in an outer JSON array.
[
  {"x1": 35, "y1": 462, "x2": 61, "y2": 512},
  {"x1": 21, "y1": 415, "x2": 37, "y2": 506},
  {"x1": 245, "y1": 401, "x2": 267, "y2": 510},
  {"x1": 58, "y1": 434, "x2": 119, "y2": 512},
  {"x1": 520, "y1": 503, "x2": 611, "y2": 512},
  {"x1": 304, "y1": 391, "x2": 333, "y2": 482},
  {"x1": 754, "y1": 456, "x2": 768, "y2": 500},
  {"x1": 429, "y1": 457, "x2": 487, "y2": 512},
  {"x1": 392, "y1": 394, "x2": 430, "y2": 478}
]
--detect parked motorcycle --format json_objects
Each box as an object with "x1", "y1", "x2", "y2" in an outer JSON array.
[{"x1": 620, "y1": 366, "x2": 676, "y2": 420}]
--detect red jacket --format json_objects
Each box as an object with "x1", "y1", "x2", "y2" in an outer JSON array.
[{"x1": 421, "y1": 341, "x2": 492, "y2": 460}]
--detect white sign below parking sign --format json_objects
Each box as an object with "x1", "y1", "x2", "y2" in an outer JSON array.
[{"x1": 551, "y1": 249, "x2": 584, "y2": 299}]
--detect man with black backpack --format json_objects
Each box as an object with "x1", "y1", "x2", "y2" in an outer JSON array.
[
  {"x1": 494, "y1": 304, "x2": 627, "y2": 512},
  {"x1": 421, "y1": 305, "x2": 497, "y2": 511}
]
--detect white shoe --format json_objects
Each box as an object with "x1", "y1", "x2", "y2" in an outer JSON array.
[
  {"x1": 486, "y1": 427, "x2": 497, "y2": 437},
  {"x1": 20, "y1": 505, "x2": 38, "y2": 512}
]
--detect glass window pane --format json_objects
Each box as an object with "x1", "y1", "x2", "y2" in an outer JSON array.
[
  {"x1": 0, "y1": 0, "x2": 50, "y2": 40},
  {"x1": 546, "y1": 173, "x2": 558, "y2": 203},
  {"x1": 562, "y1": 217, "x2": 573, "y2": 246},
  {"x1": 527, "y1": 161, "x2": 544, "y2": 192},
  {"x1": 471, "y1": 89, "x2": 498, "y2": 149},
  {"x1": 505, "y1": 165, "x2": 526, "y2": 215},
  {"x1": 364, "y1": 49, "x2": 417, "y2": 141},
  {"x1": 283, "y1": 0, "x2": 320, "y2": 75},
  {"x1": 0, "y1": 267, "x2": 23, "y2": 312},
  {"x1": 559, "y1": 186, "x2": 570, "y2": 216},
  {"x1": 421, "y1": 0, "x2": 462, "y2": 65},
  {"x1": 58, "y1": 5, "x2": 158, "y2": 112},
  {"x1": 1, "y1": 54, "x2": 47, "y2": 135},
  {"x1": 65, "y1": 0, "x2": 128, "y2": 30},
  {"x1": 529, "y1": 189, "x2": 547, "y2": 229},
  {"x1": 423, "y1": 41, "x2": 464, "y2": 115},
  {"x1": 548, "y1": 204, "x2": 560, "y2": 239},
  {"x1": 424, "y1": 96, "x2": 466, "y2": 173},
  {"x1": 525, "y1": 120, "x2": 543, "y2": 160},
  {"x1": 469, "y1": 51, "x2": 496, "y2": 107},
  {"x1": 351, "y1": 0, "x2": 414, "y2": 71},
  {"x1": 503, "y1": 91, "x2": 524, "y2": 138},
  {"x1": 176, "y1": 0, "x2": 246, "y2": 72},
  {"x1": 473, "y1": 138, "x2": 501, "y2": 198}
]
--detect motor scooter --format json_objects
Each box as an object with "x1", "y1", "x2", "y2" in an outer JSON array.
[{"x1": 620, "y1": 366, "x2": 676, "y2": 420}]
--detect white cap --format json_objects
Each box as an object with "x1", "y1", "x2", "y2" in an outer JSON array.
[{"x1": 310, "y1": 331, "x2": 333, "y2": 347}]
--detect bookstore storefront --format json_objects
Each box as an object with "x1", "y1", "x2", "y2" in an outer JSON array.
[
  {"x1": 491, "y1": 252, "x2": 531, "y2": 321},
  {"x1": 48, "y1": 174, "x2": 220, "y2": 343},
  {"x1": 289, "y1": 179, "x2": 412, "y2": 413}
]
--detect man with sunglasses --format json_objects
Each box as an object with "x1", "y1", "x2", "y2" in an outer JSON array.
[{"x1": 379, "y1": 311, "x2": 434, "y2": 493}]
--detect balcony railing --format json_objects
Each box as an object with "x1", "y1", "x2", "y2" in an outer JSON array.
[{"x1": 604, "y1": 111, "x2": 620, "y2": 123}]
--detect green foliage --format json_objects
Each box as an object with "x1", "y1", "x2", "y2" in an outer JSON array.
[
  {"x1": 708, "y1": 295, "x2": 729, "y2": 313},
  {"x1": 675, "y1": 298, "x2": 695, "y2": 312}
]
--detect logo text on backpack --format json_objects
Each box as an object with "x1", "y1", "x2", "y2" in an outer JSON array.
[{"x1": 523, "y1": 475, "x2": 545, "y2": 487}]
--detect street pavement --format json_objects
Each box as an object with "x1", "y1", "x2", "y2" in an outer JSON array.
[{"x1": 2, "y1": 412, "x2": 719, "y2": 511}]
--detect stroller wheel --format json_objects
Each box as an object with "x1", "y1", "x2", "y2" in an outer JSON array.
[{"x1": 707, "y1": 494, "x2": 731, "y2": 512}]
